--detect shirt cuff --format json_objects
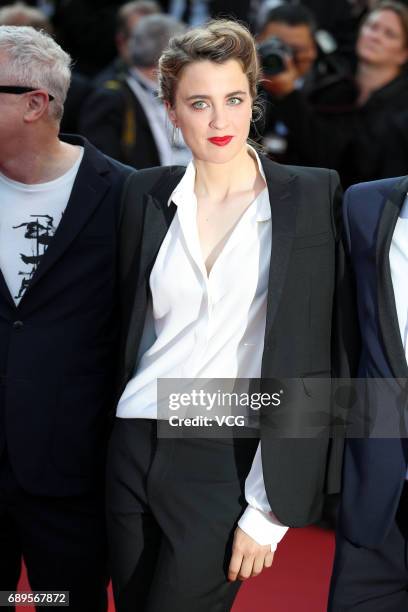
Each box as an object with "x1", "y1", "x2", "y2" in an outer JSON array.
[{"x1": 238, "y1": 505, "x2": 289, "y2": 551}]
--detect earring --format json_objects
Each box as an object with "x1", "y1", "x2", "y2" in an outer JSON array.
[
  {"x1": 171, "y1": 125, "x2": 179, "y2": 147},
  {"x1": 251, "y1": 104, "x2": 262, "y2": 124}
]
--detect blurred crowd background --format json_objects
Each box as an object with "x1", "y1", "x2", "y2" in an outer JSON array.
[{"x1": 2, "y1": 0, "x2": 408, "y2": 188}]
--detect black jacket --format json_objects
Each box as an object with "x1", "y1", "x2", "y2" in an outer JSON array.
[
  {"x1": 116, "y1": 155, "x2": 353, "y2": 526},
  {"x1": 0, "y1": 135, "x2": 133, "y2": 497}
]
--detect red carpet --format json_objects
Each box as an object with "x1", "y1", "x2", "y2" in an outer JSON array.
[{"x1": 17, "y1": 527, "x2": 334, "y2": 612}]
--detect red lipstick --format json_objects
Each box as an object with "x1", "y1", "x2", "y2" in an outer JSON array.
[{"x1": 208, "y1": 136, "x2": 233, "y2": 146}]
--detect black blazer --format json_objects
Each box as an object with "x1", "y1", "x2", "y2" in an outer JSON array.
[
  {"x1": 0, "y1": 135, "x2": 133, "y2": 497},
  {"x1": 117, "y1": 154, "x2": 350, "y2": 526}
]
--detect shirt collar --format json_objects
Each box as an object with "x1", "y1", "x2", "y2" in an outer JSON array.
[
  {"x1": 168, "y1": 144, "x2": 271, "y2": 222},
  {"x1": 399, "y1": 193, "x2": 408, "y2": 219},
  {"x1": 129, "y1": 67, "x2": 158, "y2": 94},
  {"x1": 248, "y1": 145, "x2": 270, "y2": 222}
]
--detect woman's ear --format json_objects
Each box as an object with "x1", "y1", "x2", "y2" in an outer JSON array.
[{"x1": 165, "y1": 100, "x2": 178, "y2": 128}]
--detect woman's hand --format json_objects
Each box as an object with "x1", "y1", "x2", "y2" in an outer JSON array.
[{"x1": 228, "y1": 526, "x2": 274, "y2": 581}]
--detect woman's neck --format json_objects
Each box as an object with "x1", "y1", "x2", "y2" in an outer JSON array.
[
  {"x1": 194, "y1": 146, "x2": 261, "y2": 203},
  {"x1": 356, "y1": 60, "x2": 401, "y2": 106}
]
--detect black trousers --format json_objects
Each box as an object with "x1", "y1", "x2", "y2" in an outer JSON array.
[
  {"x1": 0, "y1": 452, "x2": 108, "y2": 612},
  {"x1": 106, "y1": 418, "x2": 258, "y2": 612},
  {"x1": 329, "y1": 484, "x2": 408, "y2": 611}
]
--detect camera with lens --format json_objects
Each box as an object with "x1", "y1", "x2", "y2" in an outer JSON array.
[{"x1": 257, "y1": 36, "x2": 293, "y2": 76}]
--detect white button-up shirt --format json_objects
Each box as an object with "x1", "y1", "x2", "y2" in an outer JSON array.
[{"x1": 117, "y1": 147, "x2": 288, "y2": 549}]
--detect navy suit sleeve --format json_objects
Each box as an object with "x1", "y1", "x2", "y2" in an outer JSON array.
[
  {"x1": 326, "y1": 179, "x2": 361, "y2": 492},
  {"x1": 342, "y1": 184, "x2": 357, "y2": 257},
  {"x1": 333, "y1": 181, "x2": 360, "y2": 376}
]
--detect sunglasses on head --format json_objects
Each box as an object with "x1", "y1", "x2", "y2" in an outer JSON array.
[{"x1": 0, "y1": 86, "x2": 54, "y2": 101}]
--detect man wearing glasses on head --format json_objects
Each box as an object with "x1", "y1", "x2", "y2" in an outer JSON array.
[{"x1": 0, "y1": 26, "x2": 133, "y2": 612}]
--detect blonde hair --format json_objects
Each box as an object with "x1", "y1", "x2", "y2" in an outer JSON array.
[{"x1": 158, "y1": 19, "x2": 261, "y2": 108}]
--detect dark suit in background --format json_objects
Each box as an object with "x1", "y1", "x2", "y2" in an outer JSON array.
[
  {"x1": 329, "y1": 177, "x2": 408, "y2": 611},
  {"x1": 0, "y1": 135, "x2": 132, "y2": 611},
  {"x1": 60, "y1": 72, "x2": 94, "y2": 135},
  {"x1": 79, "y1": 78, "x2": 160, "y2": 170}
]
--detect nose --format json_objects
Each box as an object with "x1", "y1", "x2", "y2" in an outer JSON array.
[{"x1": 209, "y1": 104, "x2": 229, "y2": 130}]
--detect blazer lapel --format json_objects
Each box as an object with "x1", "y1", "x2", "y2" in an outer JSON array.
[
  {"x1": 123, "y1": 170, "x2": 180, "y2": 379},
  {"x1": 18, "y1": 145, "x2": 111, "y2": 308},
  {"x1": 137, "y1": 194, "x2": 177, "y2": 285},
  {"x1": 376, "y1": 176, "x2": 408, "y2": 380},
  {"x1": 260, "y1": 156, "x2": 298, "y2": 341},
  {"x1": 0, "y1": 269, "x2": 15, "y2": 309}
]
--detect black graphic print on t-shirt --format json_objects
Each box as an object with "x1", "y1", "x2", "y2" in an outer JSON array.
[{"x1": 12, "y1": 214, "x2": 57, "y2": 299}]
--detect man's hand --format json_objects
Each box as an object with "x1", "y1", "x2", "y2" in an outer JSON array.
[
  {"x1": 228, "y1": 526, "x2": 275, "y2": 582},
  {"x1": 262, "y1": 55, "x2": 298, "y2": 97}
]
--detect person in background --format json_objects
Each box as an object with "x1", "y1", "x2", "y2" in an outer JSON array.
[
  {"x1": 328, "y1": 173, "x2": 408, "y2": 610},
  {"x1": 259, "y1": 1, "x2": 408, "y2": 187},
  {"x1": 257, "y1": 0, "x2": 357, "y2": 58},
  {"x1": 295, "y1": 0, "x2": 358, "y2": 58},
  {"x1": 255, "y1": 3, "x2": 352, "y2": 164},
  {"x1": 257, "y1": 3, "x2": 319, "y2": 78},
  {"x1": 161, "y1": 0, "x2": 254, "y2": 26},
  {"x1": 0, "y1": 25, "x2": 133, "y2": 611},
  {"x1": 0, "y1": 1, "x2": 93, "y2": 135},
  {"x1": 93, "y1": 0, "x2": 162, "y2": 86},
  {"x1": 80, "y1": 13, "x2": 189, "y2": 169},
  {"x1": 52, "y1": 0, "x2": 121, "y2": 76},
  {"x1": 0, "y1": 1, "x2": 51, "y2": 30}
]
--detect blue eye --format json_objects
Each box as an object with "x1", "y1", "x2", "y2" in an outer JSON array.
[
  {"x1": 192, "y1": 100, "x2": 208, "y2": 110},
  {"x1": 228, "y1": 97, "x2": 243, "y2": 105}
]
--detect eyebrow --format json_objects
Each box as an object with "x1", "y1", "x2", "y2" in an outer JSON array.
[{"x1": 186, "y1": 90, "x2": 248, "y2": 100}]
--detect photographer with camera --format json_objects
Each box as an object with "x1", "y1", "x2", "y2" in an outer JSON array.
[
  {"x1": 257, "y1": 3, "x2": 318, "y2": 91},
  {"x1": 257, "y1": 1, "x2": 408, "y2": 187},
  {"x1": 256, "y1": 3, "x2": 350, "y2": 164}
]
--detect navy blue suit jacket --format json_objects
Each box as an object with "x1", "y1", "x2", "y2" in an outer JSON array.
[{"x1": 341, "y1": 176, "x2": 408, "y2": 547}]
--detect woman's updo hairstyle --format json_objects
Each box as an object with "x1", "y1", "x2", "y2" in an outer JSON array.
[{"x1": 158, "y1": 19, "x2": 261, "y2": 111}]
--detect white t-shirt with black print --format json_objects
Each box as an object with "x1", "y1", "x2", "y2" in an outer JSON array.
[{"x1": 0, "y1": 148, "x2": 84, "y2": 305}]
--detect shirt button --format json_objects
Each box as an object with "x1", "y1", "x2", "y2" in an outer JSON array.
[{"x1": 13, "y1": 320, "x2": 24, "y2": 330}]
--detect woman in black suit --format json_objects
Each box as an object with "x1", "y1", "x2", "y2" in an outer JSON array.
[{"x1": 107, "y1": 18, "x2": 346, "y2": 612}]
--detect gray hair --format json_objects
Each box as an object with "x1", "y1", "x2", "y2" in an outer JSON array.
[
  {"x1": 0, "y1": 25, "x2": 71, "y2": 122},
  {"x1": 129, "y1": 14, "x2": 186, "y2": 68}
]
